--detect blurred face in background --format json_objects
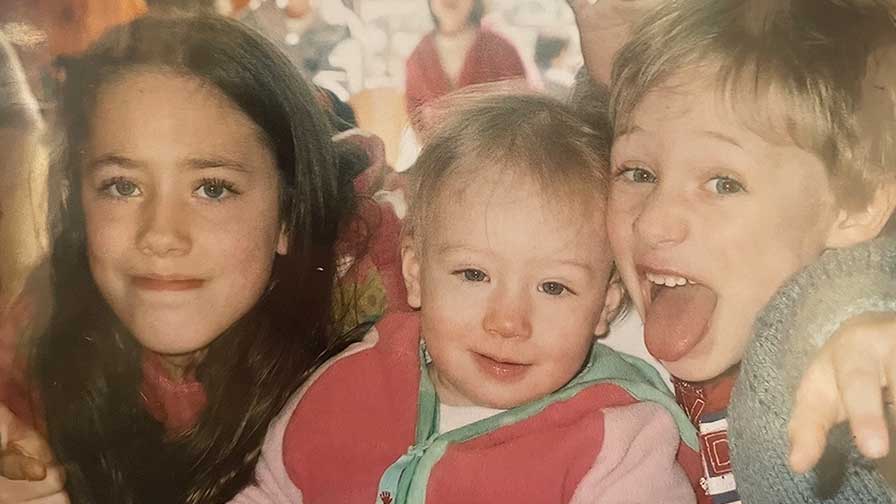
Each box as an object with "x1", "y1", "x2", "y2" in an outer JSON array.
[{"x1": 431, "y1": 0, "x2": 475, "y2": 35}]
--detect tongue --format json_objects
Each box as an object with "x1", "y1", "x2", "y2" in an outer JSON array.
[{"x1": 644, "y1": 284, "x2": 717, "y2": 362}]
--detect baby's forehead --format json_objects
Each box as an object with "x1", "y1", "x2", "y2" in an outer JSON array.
[{"x1": 435, "y1": 163, "x2": 605, "y2": 208}]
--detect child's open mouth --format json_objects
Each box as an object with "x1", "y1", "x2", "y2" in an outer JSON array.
[
  {"x1": 640, "y1": 269, "x2": 717, "y2": 362},
  {"x1": 473, "y1": 353, "x2": 530, "y2": 381}
]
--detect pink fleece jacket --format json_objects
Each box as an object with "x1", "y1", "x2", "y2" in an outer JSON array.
[{"x1": 231, "y1": 312, "x2": 700, "y2": 504}]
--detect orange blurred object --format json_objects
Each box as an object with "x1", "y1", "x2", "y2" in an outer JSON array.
[{"x1": 36, "y1": 0, "x2": 147, "y2": 57}]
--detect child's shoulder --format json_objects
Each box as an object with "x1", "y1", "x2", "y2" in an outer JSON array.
[{"x1": 573, "y1": 343, "x2": 699, "y2": 452}]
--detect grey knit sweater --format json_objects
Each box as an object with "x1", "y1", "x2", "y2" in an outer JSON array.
[{"x1": 730, "y1": 237, "x2": 896, "y2": 502}]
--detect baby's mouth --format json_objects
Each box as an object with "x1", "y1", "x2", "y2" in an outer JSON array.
[{"x1": 641, "y1": 270, "x2": 717, "y2": 362}]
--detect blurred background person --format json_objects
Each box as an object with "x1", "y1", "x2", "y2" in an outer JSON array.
[
  {"x1": 404, "y1": 0, "x2": 527, "y2": 132},
  {"x1": 240, "y1": 0, "x2": 364, "y2": 101}
]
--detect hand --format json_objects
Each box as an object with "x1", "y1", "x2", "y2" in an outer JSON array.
[
  {"x1": 565, "y1": 0, "x2": 664, "y2": 84},
  {"x1": 0, "y1": 405, "x2": 69, "y2": 503},
  {"x1": 788, "y1": 312, "x2": 896, "y2": 473}
]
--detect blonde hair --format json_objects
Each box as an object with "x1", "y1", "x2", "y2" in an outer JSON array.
[
  {"x1": 404, "y1": 87, "x2": 612, "y2": 245},
  {"x1": 611, "y1": 0, "x2": 896, "y2": 209},
  {"x1": 0, "y1": 36, "x2": 48, "y2": 304}
]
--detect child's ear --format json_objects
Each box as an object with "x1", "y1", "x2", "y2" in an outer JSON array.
[
  {"x1": 825, "y1": 183, "x2": 896, "y2": 248},
  {"x1": 276, "y1": 225, "x2": 289, "y2": 255},
  {"x1": 594, "y1": 272, "x2": 626, "y2": 337},
  {"x1": 401, "y1": 234, "x2": 422, "y2": 309}
]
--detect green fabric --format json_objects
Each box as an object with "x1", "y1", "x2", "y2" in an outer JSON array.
[{"x1": 376, "y1": 339, "x2": 698, "y2": 503}]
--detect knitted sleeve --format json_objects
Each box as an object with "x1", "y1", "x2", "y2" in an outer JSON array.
[{"x1": 729, "y1": 237, "x2": 896, "y2": 503}]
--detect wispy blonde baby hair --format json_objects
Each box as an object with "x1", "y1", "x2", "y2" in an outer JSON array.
[{"x1": 404, "y1": 85, "x2": 613, "y2": 246}]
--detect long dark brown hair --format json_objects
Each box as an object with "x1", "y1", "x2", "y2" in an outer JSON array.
[{"x1": 33, "y1": 14, "x2": 353, "y2": 504}]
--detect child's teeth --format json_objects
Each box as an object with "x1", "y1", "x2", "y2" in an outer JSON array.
[{"x1": 646, "y1": 272, "x2": 691, "y2": 287}]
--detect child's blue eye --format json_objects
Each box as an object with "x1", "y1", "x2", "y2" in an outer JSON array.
[
  {"x1": 100, "y1": 177, "x2": 141, "y2": 198},
  {"x1": 707, "y1": 176, "x2": 745, "y2": 195},
  {"x1": 539, "y1": 281, "x2": 570, "y2": 296},
  {"x1": 455, "y1": 269, "x2": 488, "y2": 282},
  {"x1": 619, "y1": 166, "x2": 657, "y2": 184},
  {"x1": 195, "y1": 178, "x2": 238, "y2": 200}
]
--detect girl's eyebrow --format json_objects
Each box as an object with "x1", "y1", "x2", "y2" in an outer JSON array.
[
  {"x1": 185, "y1": 157, "x2": 252, "y2": 173},
  {"x1": 86, "y1": 154, "x2": 145, "y2": 172},
  {"x1": 86, "y1": 154, "x2": 251, "y2": 173},
  {"x1": 614, "y1": 124, "x2": 644, "y2": 138}
]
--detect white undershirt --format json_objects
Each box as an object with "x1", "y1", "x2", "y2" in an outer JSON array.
[
  {"x1": 435, "y1": 28, "x2": 476, "y2": 87},
  {"x1": 438, "y1": 402, "x2": 505, "y2": 433}
]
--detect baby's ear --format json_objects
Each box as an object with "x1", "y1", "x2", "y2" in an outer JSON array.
[
  {"x1": 594, "y1": 271, "x2": 626, "y2": 337},
  {"x1": 826, "y1": 182, "x2": 896, "y2": 248},
  {"x1": 400, "y1": 234, "x2": 422, "y2": 309}
]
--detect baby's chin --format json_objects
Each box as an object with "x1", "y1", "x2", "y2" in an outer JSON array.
[{"x1": 471, "y1": 390, "x2": 553, "y2": 410}]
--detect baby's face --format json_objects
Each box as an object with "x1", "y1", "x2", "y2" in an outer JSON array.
[
  {"x1": 608, "y1": 74, "x2": 842, "y2": 382},
  {"x1": 403, "y1": 169, "x2": 618, "y2": 409}
]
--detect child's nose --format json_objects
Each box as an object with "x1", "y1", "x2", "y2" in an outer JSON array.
[
  {"x1": 633, "y1": 188, "x2": 689, "y2": 248},
  {"x1": 482, "y1": 287, "x2": 532, "y2": 340},
  {"x1": 136, "y1": 195, "x2": 191, "y2": 257}
]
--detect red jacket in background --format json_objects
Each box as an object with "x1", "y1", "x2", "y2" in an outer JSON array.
[{"x1": 404, "y1": 29, "x2": 527, "y2": 123}]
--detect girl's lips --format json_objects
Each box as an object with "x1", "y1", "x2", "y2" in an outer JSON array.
[
  {"x1": 132, "y1": 276, "x2": 204, "y2": 291},
  {"x1": 473, "y1": 353, "x2": 530, "y2": 381}
]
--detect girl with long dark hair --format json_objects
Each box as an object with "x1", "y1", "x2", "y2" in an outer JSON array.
[{"x1": 1, "y1": 14, "x2": 356, "y2": 504}]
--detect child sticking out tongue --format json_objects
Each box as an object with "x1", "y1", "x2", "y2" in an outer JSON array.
[{"x1": 644, "y1": 284, "x2": 717, "y2": 362}]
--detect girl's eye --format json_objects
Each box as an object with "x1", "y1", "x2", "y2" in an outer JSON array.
[
  {"x1": 618, "y1": 166, "x2": 657, "y2": 184},
  {"x1": 194, "y1": 178, "x2": 238, "y2": 200},
  {"x1": 539, "y1": 281, "x2": 571, "y2": 296},
  {"x1": 100, "y1": 177, "x2": 141, "y2": 198},
  {"x1": 706, "y1": 176, "x2": 745, "y2": 195},
  {"x1": 455, "y1": 268, "x2": 488, "y2": 282}
]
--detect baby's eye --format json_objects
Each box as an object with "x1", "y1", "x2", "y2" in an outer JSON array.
[
  {"x1": 455, "y1": 269, "x2": 488, "y2": 282},
  {"x1": 705, "y1": 176, "x2": 745, "y2": 195},
  {"x1": 194, "y1": 178, "x2": 238, "y2": 200},
  {"x1": 539, "y1": 281, "x2": 570, "y2": 296},
  {"x1": 617, "y1": 166, "x2": 657, "y2": 184},
  {"x1": 100, "y1": 177, "x2": 141, "y2": 198}
]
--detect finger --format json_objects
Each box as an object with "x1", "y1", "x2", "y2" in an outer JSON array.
[
  {"x1": 789, "y1": 364, "x2": 842, "y2": 473},
  {"x1": 0, "y1": 465, "x2": 66, "y2": 502},
  {"x1": 0, "y1": 451, "x2": 47, "y2": 481},
  {"x1": 835, "y1": 350, "x2": 890, "y2": 459},
  {"x1": 7, "y1": 433, "x2": 55, "y2": 466}
]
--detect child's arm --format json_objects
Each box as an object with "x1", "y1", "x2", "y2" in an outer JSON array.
[
  {"x1": 0, "y1": 405, "x2": 68, "y2": 503},
  {"x1": 789, "y1": 312, "x2": 896, "y2": 472},
  {"x1": 566, "y1": 0, "x2": 664, "y2": 85},
  {"x1": 729, "y1": 237, "x2": 896, "y2": 502},
  {"x1": 568, "y1": 402, "x2": 695, "y2": 504}
]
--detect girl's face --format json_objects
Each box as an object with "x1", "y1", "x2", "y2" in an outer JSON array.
[
  {"x1": 431, "y1": 0, "x2": 475, "y2": 35},
  {"x1": 82, "y1": 70, "x2": 287, "y2": 364}
]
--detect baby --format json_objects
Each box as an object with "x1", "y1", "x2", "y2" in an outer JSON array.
[{"x1": 233, "y1": 91, "x2": 702, "y2": 503}]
